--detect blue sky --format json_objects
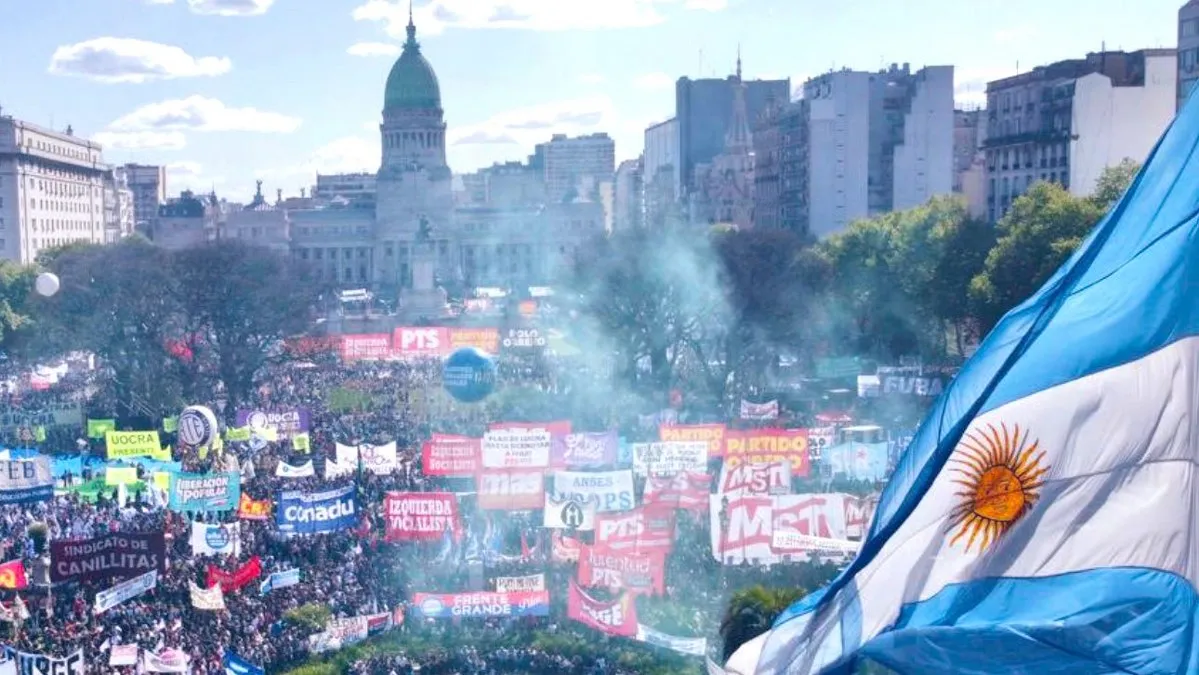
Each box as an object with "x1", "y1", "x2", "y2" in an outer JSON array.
[{"x1": 0, "y1": 0, "x2": 1185, "y2": 201}]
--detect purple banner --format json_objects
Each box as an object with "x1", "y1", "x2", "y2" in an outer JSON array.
[
  {"x1": 552, "y1": 431, "x2": 618, "y2": 468},
  {"x1": 235, "y1": 408, "x2": 311, "y2": 436}
]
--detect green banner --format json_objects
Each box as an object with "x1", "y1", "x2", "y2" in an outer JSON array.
[{"x1": 87, "y1": 419, "x2": 116, "y2": 439}]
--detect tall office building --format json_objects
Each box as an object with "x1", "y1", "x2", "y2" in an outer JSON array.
[
  {"x1": 675, "y1": 74, "x2": 789, "y2": 198},
  {"x1": 122, "y1": 163, "x2": 167, "y2": 227},
  {"x1": 984, "y1": 49, "x2": 1176, "y2": 221},
  {"x1": 1179, "y1": 1, "x2": 1199, "y2": 110},
  {"x1": 787, "y1": 63, "x2": 954, "y2": 237},
  {"x1": 614, "y1": 157, "x2": 644, "y2": 231},
  {"x1": 0, "y1": 111, "x2": 108, "y2": 262},
  {"x1": 542, "y1": 133, "x2": 616, "y2": 202},
  {"x1": 643, "y1": 118, "x2": 680, "y2": 228}
]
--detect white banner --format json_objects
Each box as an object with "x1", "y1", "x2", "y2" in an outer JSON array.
[
  {"x1": 636, "y1": 623, "x2": 708, "y2": 657},
  {"x1": 0, "y1": 457, "x2": 54, "y2": 504},
  {"x1": 335, "y1": 443, "x2": 359, "y2": 466},
  {"x1": 631, "y1": 441, "x2": 708, "y2": 476},
  {"x1": 95, "y1": 570, "x2": 157, "y2": 614},
  {"x1": 141, "y1": 648, "x2": 190, "y2": 673},
  {"x1": 10, "y1": 648, "x2": 85, "y2": 675},
  {"x1": 717, "y1": 461, "x2": 792, "y2": 496},
  {"x1": 309, "y1": 615, "x2": 369, "y2": 653},
  {"x1": 190, "y1": 521, "x2": 241, "y2": 557},
  {"x1": 494, "y1": 573, "x2": 546, "y2": 592},
  {"x1": 325, "y1": 457, "x2": 354, "y2": 479},
  {"x1": 274, "y1": 459, "x2": 315, "y2": 478},
  {"x1": 543, "y1": 493, "x2": 597, "y2": 530},
  {"x1": 109, "y1": 645, "x2": 139, "y2": 667},
  {"x1": 481, "y1": 428, "x2": 551, "y2": 468},
  {"x1": 550, "y1": 470, "x2": 634, "y2": 512},
  {"x1": 709, "y1": 493, "x2": 855, "y2": 565},
  {"x1": 360, "y1": 442, "x2": 397, "y2": 475},
  {"x1": 189, "y1": 581, "x2": 225, "y2": 610},
  {"x1": 739, "y1": 399, "x2": 779, "y2": 420}
]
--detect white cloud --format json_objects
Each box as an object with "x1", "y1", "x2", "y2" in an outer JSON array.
[
  {"x1": 187, "y1": 0, "x2": 275, "y2": 15},
  {"x1": 258, "y1": 136, "x2": 381, "y2": 188},
  {"x1": 955, "y1": 66, "x2": 1017, "y2": 109},
  {"x1": 347, "y1": 42, "x2": 401, "y2": 57},
  {"x1": 578, "y1": 73, "x2": 606, "y2": 85},
  {"x1": 362, "y1": 120, "x2": 380, "y2": 132},
  {"x1": 167, "y1": 161, "x2": 226, "y2": 193},
  {"x1": 633, "y1": 72, "x2": 673, "y2": 91},
  {"x1": 450, "y1": 95, "x2": 614, "y2": 148},
  {"x1": 352, "y1": 0, "x2": 723, "y2": 37},
  {"x1": 141, "y1": 0, "x2": 275, "y2": 12},
  {"x1": 48, "y1": 38, "x2": 231, "y2": 84},
  {"x1": 108, "y1": 96, "x2": 302, "y2": 133},
  {"x1": 93, "y1": 130, "x2": 188, "y2": 150}
]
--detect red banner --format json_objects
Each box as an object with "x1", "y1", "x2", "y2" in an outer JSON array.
[
  {"x1": 477, "y1": 469, "x2": 545, "y2": 510},
  {"x1": 594, "y1": 507, "x2": 675, "y2": 555},
  {"x1": 659, "y1": 423, "x2": 726, "y2": 458},
  {"x1": 393, "y1": 327, "x2": 449, "y2": 359},
  {"x1": 717, "y1": 461, "x2": 792, "y2": 495},
  {"x1": 0, "y1": 560, "x2": 27, "y2": 590},
  {"x1": 643, "y1": 472, "x2": 711, "y2": 511},
  {"x1": 567, "y1": 581, "x2": 638, "y2": 636},
  {"x1": 723, "y1": 429, "x2": 810, "y2": 474},
  {"x1": 237, "y1": 494, "x2": 271, "y2": 520},
  {"x1": 447, "y1": 327, "x2": 500, "y2": 355},
  {"x1": 341, "y1": 333, "x2": 392, "y2": 361},
  {"x1": 421, "y1": 434, "x2": 480, "y2": 476},
  {"x1": 552, "y1": 531, "x2": 581, "y2": 563},
  {"x1": 577, "y1": 544, "x2": 665, "y2": 595},
  {"x1": 284, "y1": 336, "x2": 342, "y2": 357},
  {"x1": 206, "y1": 556, "x2": 262, "y2": 592},
  {"x1": 384, "y1": 492, "x2": 459, "y2": 542}
]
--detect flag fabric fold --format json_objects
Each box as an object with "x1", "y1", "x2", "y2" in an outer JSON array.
[{"x1": 744, "y1": 92, "x2": 1199, "y2": 674}]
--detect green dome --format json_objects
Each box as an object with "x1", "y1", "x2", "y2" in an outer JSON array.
[{"x1": 383, "y1": 20, "x2": 441, "y2": 111}]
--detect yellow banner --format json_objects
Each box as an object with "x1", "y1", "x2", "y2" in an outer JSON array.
[
  {"x1": 105, "y1": 431, "x2": 163, "y2": 460},
  {"x1": 105, "y1": 466, "x2": 139, "y2": 486}
]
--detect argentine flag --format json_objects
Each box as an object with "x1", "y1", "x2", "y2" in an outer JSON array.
[{"x1": 731, "y1": 96, "x2": 1199, "y2": 673}]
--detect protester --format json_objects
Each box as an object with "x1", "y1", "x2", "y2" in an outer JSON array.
[{"x1": 0, "y1": 352, "x2": 884, "y2": 675}]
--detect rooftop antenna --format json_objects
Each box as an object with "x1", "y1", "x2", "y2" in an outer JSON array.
[{"x1": 699, "y1": 48, "x2": 704, "y2": 78}]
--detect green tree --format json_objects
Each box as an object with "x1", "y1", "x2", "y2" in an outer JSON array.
[
  {"x1": 1090, "y1": 158, "x2": 1141, "y2": 210},
  {"x1": 33, "y1": 240, "x2": 185, "y2": 417},
  {"x1": 564, "y1": 227, "x2": 707, "y2": 394},
  {"x1": 173, "y1": 241, "x2": 322, "y2": 418},
  {"x1": 969, "y1": 182, "x2": 1106, "y2": 332},
  {"x1": 719, "y1": 585, "x2": 807, "y2": 662},
  {"x1": 0, "y1": 261, "x2": 36, "y2": 353}
]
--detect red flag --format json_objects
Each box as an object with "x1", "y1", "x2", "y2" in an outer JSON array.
[{"x1": 0, "y1": 560, "x2": 27, "y2": 590}]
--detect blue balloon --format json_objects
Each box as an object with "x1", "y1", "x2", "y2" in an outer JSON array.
[{"x1": 442, "y1": 347, "x2": 497, "y2": 403}]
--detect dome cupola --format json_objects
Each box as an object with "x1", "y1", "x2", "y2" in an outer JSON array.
[{"x1": 383, "y1": 5, "x2": 441, "y2": 111}]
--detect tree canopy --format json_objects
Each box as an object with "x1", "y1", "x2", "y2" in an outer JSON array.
[
  {"x1": 6, "y1": 239, "x2": 322, "y2": 420},
  {"x1": 564, "y1": 164, "x2": 1141, "y2": 410}
]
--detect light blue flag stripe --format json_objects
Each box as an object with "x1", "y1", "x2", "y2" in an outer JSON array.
[{"x1": 765, "y1": 81, "x2": 1199, "y2": 673}]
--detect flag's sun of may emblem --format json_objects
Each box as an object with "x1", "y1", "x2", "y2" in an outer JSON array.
[{"x1": 947, "y1": 423, "x2": 1048, "y2": 553}]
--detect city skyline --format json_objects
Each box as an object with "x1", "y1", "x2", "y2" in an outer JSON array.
[{"x1": 0, "y1": 0, "x2": 1185, "y2": 201}]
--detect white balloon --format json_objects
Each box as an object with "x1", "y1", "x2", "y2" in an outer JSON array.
[{"x1": 34, "y1": 272, "x2": 59, "y2": 297}]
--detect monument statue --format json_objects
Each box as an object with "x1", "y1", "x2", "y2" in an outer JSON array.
[{"x1": 416, "y1": 214, "x2": 433, "y2": 242}]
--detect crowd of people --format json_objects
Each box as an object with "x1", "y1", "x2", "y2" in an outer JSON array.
[{"x1": 0, "y1": 353, "x2": 875, "y2": 675}]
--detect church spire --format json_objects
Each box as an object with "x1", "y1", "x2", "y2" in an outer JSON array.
[
  {"x1": 405, "y1": 0, "x2": 418, "y2": 47},
  {"x1": 725, "y1": 52, "x2": 752, "y2": 154}
]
